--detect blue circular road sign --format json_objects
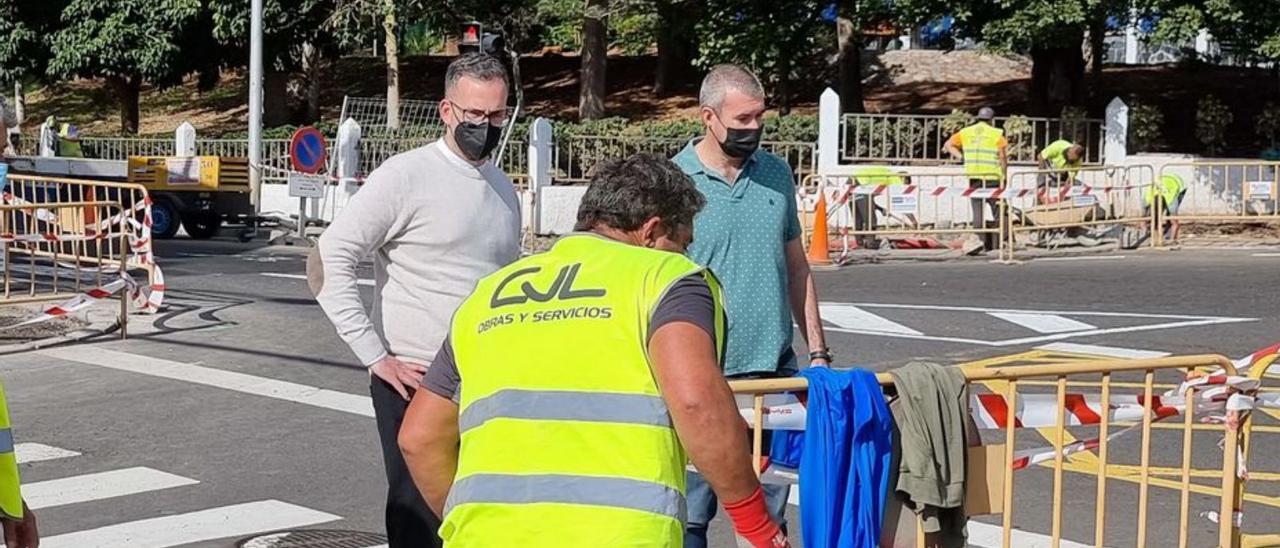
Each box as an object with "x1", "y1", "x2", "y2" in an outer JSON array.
[{"x1": 290, "y1": 127, "x2": 328, "y2": 174}]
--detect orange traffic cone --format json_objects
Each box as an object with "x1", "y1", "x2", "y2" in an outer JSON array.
[{"x1": 807, "y1": 193, "x2": 832, "y2": 266}]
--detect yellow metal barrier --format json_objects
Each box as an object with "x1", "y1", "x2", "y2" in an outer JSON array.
[
  {"x1": 1155, "y1": 161, "x2": 1280, "y2": 247},
  {"x1": 0, "y1": 200, "x2": 130, "y2": 336},
  {"x1": 1238, "y1": 350, "x2": 1280, "y2": 547},
  {"x1": 1001, "y1": 165, "x2": 1156, "y2": 261},
  {"x1": 730, "y1": 355, "x2": 1249, "y2": 548},
  {"x1": 6, "y1": 174, "x2": 156, "y2": 286}
]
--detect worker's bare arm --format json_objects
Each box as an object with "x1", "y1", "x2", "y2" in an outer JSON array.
[
  {"x1": 649, "y1": 321, "x2": 759, "y2": 503},
  {"x1": 399, "y1": 390, "x2": 461, "y2": 518}
]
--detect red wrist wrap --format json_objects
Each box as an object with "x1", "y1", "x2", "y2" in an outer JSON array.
[{"x1": 723, "y1": 486, "x2": 786, "y2": 548}]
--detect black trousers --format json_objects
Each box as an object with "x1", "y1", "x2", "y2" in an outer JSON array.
[{"x1": 371, "y1": 377, "x2": 443, "y2": 548}]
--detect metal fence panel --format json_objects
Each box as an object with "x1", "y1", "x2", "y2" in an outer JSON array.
[{"x1": 840, "y1": 113, "x2": 1105, "y2": 165}]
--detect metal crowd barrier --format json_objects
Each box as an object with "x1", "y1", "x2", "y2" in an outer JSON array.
[
  {"x1": 5, "y1": 174, "x2": 157, "y2": 293},
  {"x1": 730, "y1": 355, "x2": 1249, "y2": 548},
  {"x1": 808, "y1": 172, "x2": 1006, "y2": 251},
  {"x1": 1000, "y1": 165, "x2": 1155, "y2": 261},
  {"x1": 1155, "y1": 161, "x2": 1280, "y2": 247},
  {"x1": 0, "y1": 200, "x2": 130, "y2": 336}
]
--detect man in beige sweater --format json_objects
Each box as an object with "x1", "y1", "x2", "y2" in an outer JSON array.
[{"x1": 310, "y1": 53, "x2": 521, "y2": 547}]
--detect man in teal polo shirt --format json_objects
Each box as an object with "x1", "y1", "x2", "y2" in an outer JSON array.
[{"x1": 673, "y1": 64, "x2": 831, "y2": 548}]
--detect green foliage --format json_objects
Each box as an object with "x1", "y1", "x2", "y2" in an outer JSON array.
[
  {"x1": 532, "y1": 0, "x2": 657, "y2": 55},
  {"x1": 845, "y1": 117, "x2": 938, "y2": 160},
  {"x1": 1255, "y1": 102, "x2": 1280, "y2": 149},
  {"x1": 1195, "y1": 95, "x2": 1232, "y2": 156},
  {"x1": 1153, "y1": 0, "x2": 1280, "y2": 64},
  {"x1": 210, "y1": 0, "x2": 335, "y2": 71},
  {"x1": 1127, "y1": 99, "x2": 1164, "y2": 153},
  {"x1": 1003, "y1": 115, "x2": 1034, "y2": 158},
  {"x1": 941, "y1": 109, "x2": 974, "y2": 136},
  {"x1": 47, "y1": 0, "x2": 202, "y2": 84},
  {"x1": 543, "y1": 114, "x2": 816, "y2": 180},
  {"x1": 692, "y1": 0, "x2": 828, "y2": 100},
  {"x1": 0, "y1": 0, "x2": 49, "y2": 83}
]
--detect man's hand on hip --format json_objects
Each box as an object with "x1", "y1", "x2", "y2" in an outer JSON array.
[{"x1": 370, "y1": 355, "x2": 428, "y2": 400}]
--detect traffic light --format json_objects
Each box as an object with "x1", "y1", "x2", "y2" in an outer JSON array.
[
  {"x1": 459, "y1": 22, "x2": 483, "y2": 54},
  {"x1": 459, "y1": 21, "x2": 504, "y2": 55}
]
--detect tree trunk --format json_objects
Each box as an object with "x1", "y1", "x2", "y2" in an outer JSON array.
[
  {"x1": 303, "y1": 42, "x2": 323, "y2": 122},
  {"x1": 777, "y1": 53, "x2": 792, "y2": 115},
  {"x1": 1029, "y1": 45, "x2": 1084, "y2": 113},
  {"x1": 383, "y1": 0, "x2": 401, "y2": 129},
  {"x1": 1086, "y1": 17, "x2": 1106, "y2": 98},
  {"x1": 579, "y1": 0, "x2": 608, "y2": 120},
  {"x1": 654, "y1": 0, "x2": 691, "y2": 97},
  {"x1": 108, "y1": 76, "x2": 141, "y2": 134},
  {"x1": 264, "y1": 70, "x2": 290, "y2": 127},
  {"x1": 836, "y1": 17, "x2": 865, "y2": 114}
]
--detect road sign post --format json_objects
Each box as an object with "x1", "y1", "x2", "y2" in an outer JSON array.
[{"x1": 289, "y1": 127, "x2": 328, "y2": 241}]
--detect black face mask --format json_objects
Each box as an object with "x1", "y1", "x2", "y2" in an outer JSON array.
[
  {"x1": 714, "y1": 119, "x2": 762, "y2": 159},
  {"x1": 454, "y1": 121, "x2": 503, "y2": 162}
]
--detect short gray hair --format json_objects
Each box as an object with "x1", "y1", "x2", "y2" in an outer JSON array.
[
  {"x1": 444, "y1": 53, "x2": 509, "y2": 95},
  {"x1": 699, "y1": 64, "x2": 765, "y2": 110}
]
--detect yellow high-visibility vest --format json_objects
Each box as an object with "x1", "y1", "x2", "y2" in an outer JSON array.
[
  {"x1": 1145, "y1": 174, "x2": 1186, "y2": 208},
  {"x1": 442, "y1": 233, "x2": 726, "y2": 547},
  {"x1": 0, "y1": 381, "x2": 24, "y2": 520},
  {"x1": 957, "y1": 122, "x2": 1005, "y2": 181}
]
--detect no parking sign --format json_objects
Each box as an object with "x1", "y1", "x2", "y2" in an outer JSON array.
[{"x1": 289, "y1": 126, "x2": 327, "y2": 174}]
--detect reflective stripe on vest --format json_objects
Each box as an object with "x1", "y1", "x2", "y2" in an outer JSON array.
[
  {"x1": 444, "y1": 473, "x2": 686, "y2": 522},
  {"x1": 0, "y1": 382, "x2": 23, "y2": 520},
  {"x1": 443, "y1": 234, "x2": 725, "y2": 546},
  {"x1": 959, "y1": 123, "x2": 1004, "y2": 181},
  {"x1": 458, "y1": 389, "x2": 672, "y2": 434}
]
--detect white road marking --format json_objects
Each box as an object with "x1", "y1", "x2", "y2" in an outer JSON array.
[
  {"x1": 260, "y1": 272, "x2": 374, "y2": 286},
  {"x1": 15, "y1": 443, "x2": 80, "y2": 464},
  {"x1": 24, "y1": 467, "x2": 198, "y2": 509},
  {"x1": 988, "y1": 312, "x2": 1096, "y2": 333},
  {"x1": 38, "y1": 499, "x2": 340, "y2": 548},
  {"x1": 820, "y1": 303, "x2": 922, "y2": 335},
  {"x1": 967, "y1": 521, "x2": 1097, "y2": 548},
  {"x1": 1037, "y1": 255, "x2": 1126, "y2": 262},
  {"x1": 1036, "y1": 342, "x2": 1171, "y2": 359},
  {"x1": 39, "y1": 347, "x2": 374, "y2": 418},
  {"x1": 821, "y1": 302, "x2": 1254, "y2": 347},
  {"x1": 1253, "y1": 252, "x2": 1280, "y2": 257}
]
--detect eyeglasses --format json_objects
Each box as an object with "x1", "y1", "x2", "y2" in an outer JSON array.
[{"x1": 447, "y1": 101, "x2": 509, "y2": 126}]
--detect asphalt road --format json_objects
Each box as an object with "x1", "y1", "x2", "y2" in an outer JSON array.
[{"x1": 3, "y1": 236, "x2": 1279, "y2": 548}]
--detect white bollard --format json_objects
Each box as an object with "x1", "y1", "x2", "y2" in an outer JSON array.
[
  {"x1": 333, "y1": 118, "x2": 363, "y2": 216},
  {"x1": 175, "y1": 122, "x2": 196, "y2": 157},
  {"x1": 817, "y1": 88, "x2": 841, "y2": 175},
  {"x1": 1105, "y1": 97, "x2": 1129, "y2": 165},
  {"x1": 527, "y1": 117, "x2": 554, "y2": 235}
]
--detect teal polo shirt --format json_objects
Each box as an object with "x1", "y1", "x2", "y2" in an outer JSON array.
[{"x1": 673, "y1": 139, "x2": 802, "y2": 377}]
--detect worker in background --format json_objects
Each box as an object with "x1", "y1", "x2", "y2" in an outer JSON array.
[
  {"x1": 1036, "y1": 140, "x2": 1085, "y2": 202},
  {"x1": 399, "y1": 153, "x2": 790, "y2": 548},
  {"x1": 944, "y1": 107, "x2": 1007, "y2": 251},
  {"x1": 55, "y1": 122, "x2": 82, "y2": 158},
  {"x1": 1, "y1": 381, "x2": 41, "y2": 548},
  {"x1": 1144, "y1": 174, "x2": 1186, "y2": 242}
]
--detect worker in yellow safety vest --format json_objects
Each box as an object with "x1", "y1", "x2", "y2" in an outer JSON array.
[
  {"x1": 398, "y1": 153, "x2": 790, "y2": 548},
  {"x1": 1036, "y1": 140, "x2": 1085, "y2": 202},
  {"x1": 944, "y1": 107, "x2": 1008, "y2": 251},
  {"x1": 1, "y1": 381, "x2": 40, "y2": 548},
  {"x1": 1144, "y1": 174, "x2": 1186, "y2": 242},
  {"x1": 850, "y1": 166, "x2": 912, "y2": 249}
]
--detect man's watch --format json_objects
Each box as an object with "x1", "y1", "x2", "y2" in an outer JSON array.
[{"x1": 809, "y1": 348, "x2": 834, "y2": 362}]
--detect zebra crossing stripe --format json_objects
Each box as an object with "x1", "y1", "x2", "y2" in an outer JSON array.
[
  {"x1": 24, "y1": 467, "x2": 199, "y2": 510},
  {"x1": 15, "y1": 443, "x2": 81, "y2": 464},
  {"x1": 38, "y1": 499, "x2": 341, "y2": 548}
]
